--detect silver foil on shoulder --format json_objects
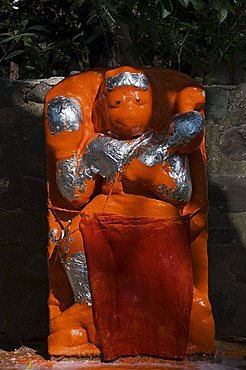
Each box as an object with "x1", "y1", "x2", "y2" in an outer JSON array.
[
  {"x1": 56, "y1": 153, "x2": 78, "y2": 201},
  {"x1": 47, "y1": 96, "x2": 82, "y2": 135},
  {"x1": 167, "y1": 111, "x2": 204, "y2": 148},
  {"x1": 64, "y1": 251, "x2": 92, "y2": 305},
  {"x1": 156, "y1": 155, "x2": 192, "y2": 204},
  {"x1": 105, "y1": 72, "x2": 148, "y2": 91}
]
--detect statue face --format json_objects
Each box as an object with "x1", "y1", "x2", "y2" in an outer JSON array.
[{"x1": 102, "y1": 85, "x2": 152, "y2": 139}]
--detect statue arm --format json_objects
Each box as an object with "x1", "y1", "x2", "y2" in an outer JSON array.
[{"x1": 44, "y1": 72, "x2": 104, "y2": 208}]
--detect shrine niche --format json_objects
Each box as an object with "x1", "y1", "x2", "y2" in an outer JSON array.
[{"x1": 44, "y1": 66, "x2": 215, "y2": 361}]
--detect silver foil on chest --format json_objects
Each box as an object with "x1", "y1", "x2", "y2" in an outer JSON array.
[
  {"x1": 47, "y1": 96, "x2": 82, "y2": 135},
  {"x1": 78, "y1": 134, "x2": 146, "y2": 185},
  {"x1": 64, "y1": 251, "x2": 92, "y2": 305},
  {"x1": 157, "y1": 155, "x2": 192, "y2": 204},
  {"x1": 105, "y1": 72, "x2": 148, "y2": 91},
  {"x1": 55, "y1": 110, "x2": 202, "y2": 202}
]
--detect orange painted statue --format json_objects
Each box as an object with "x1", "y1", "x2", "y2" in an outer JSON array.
[{"x1": 44, "y1": 66, "x2": 215, "y2": 360}]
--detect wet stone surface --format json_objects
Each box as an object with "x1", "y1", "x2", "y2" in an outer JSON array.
[{"x1": 0, "y1": 341, "x2": 245, "y2": 370}]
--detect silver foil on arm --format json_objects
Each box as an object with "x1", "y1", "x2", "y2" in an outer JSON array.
[
  {"x1": 167, "y1": 111, "x2": 204, "y2": 148},
  {"x1": 136, "y1": 111, "x2": 204, "y2": 166},
  {"x1": 105, "y1": 72, "x2": 149, "y2": 91},
  {"x1": 47, "y1": 96, "x2": 82, "y2": 135},
  {"x1": 56, "y1": 153, "x2": 78, "y2": 201},
  {"x1": 64, "y1": 251, "x2": 92, "y2": 305}
]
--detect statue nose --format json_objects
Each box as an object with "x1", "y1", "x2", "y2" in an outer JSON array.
[{"x1": 125, "y1": 97, "x2": 134, "y2": 109}]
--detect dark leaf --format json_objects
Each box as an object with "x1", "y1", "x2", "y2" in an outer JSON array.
[
  {"x1": 70, "y1": 0, "x2": 86, "y2": 11},
  {"x1": 5, "y1": 49, "x2": 25, "y2": 59},
  {"x1": 27, "y1": 25, "x2": 48, "y2": 32},
  {"x1": 178, "y1": 0, "x2": 190, "y2": 8}
]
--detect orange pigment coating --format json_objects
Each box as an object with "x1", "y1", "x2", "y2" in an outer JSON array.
[{"x1": 44, "y1": 66, "x2": 215, "y2": 358}]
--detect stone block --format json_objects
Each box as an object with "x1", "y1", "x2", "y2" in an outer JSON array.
[
  {"x1": 0, "y1": 80, "x2": 23, "y2": 109},
  {"x1": 0, "y1": 176, "x2": 46, "y2": 213},
  {"x1": 205, "y1": 86, "x2": 230, "y2": 123},
  {"x1": 0, "y1": 102, "x2": 46, "y2": 180},
  {"x1": 26, "y1": 82, "x2": 51, "y2": 103},
  {"x1": 208, "y1": 176, "x2": 246, "y2": 212},
  {"x1": 0, "y1": 245, "x2": 49, "y2": 344},
  {"x1": 0, "y1": 210, "x2": 49, "y2": 344},
  {"x1": 208, "y1": 240, "x2": 246, "y2": 338},
  {"x1": 220, "y1": 124, "x2": 246, "y2": 161}
]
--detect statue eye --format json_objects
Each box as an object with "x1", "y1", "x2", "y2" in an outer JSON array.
[
  {"x1": 136, "y1": 97, "x2": 140, "y2": 102},
  {"x1": 116, "y1": 100, "x2": 121, "y2": 104}
]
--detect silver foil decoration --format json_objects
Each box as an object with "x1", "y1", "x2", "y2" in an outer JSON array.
[
  {"x1": 167, "y1": 111, "x2": 204, "y2": 148},
  {"x1": 136, "y1": 111, "x2": 204, "y2": 166},
  {"x1": 49, "y1": 225, "x2": 92, "y2": 304},
  {"x1": 65, "y1": 251, "x2": 92, "y2": 305},
  {"x1": 105, "y1": 72, "x2": 148, "y2": 91},
  {"x1": 56, "y1": 153, "x2": 78, "y2": 201},
  {"x1": 47, "y1": 96, "x2": 82, "y2": 135},
  {"x1": 136, "y1": 132, "x2": 169, "y2": 166},
  {"x1": 48, "y1": 228, "x2": 59, "y2": 243},
  {"x1": 156, "y1": 155, "x2": 192, "y2": 203},
  {"x1": 56, "y1": 111, "x2": 203, "y2": 203},
  {"x1": 62, "y1": 236, "x2": 74, "y2": 255},
  {"x1": 78, "y1": 134, "x2": 145, "y2": 185}
]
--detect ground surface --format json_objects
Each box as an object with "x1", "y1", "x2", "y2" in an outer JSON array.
[{"x1": 0, "y1": 341, "x2": 245, "y2": 370}]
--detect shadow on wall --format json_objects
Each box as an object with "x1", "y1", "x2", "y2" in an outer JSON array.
[
  {"x1": 208, "y1": 181, "x2": 246, "y2": 339},
  {"x1": 0, "y1": 78, "x2": 245, "y2": 352},
  {"x1": 0, "y1": 79, "x2": 49, "y2": 351}
]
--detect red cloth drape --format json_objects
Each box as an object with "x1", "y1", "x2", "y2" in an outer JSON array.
[{"x1": 80, "y1": 214, "x2": 193, "y2": 361}]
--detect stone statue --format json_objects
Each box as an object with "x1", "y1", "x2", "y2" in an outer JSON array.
[{"x1": 44, "y1": 66, "x2": 215, "y2": 360}]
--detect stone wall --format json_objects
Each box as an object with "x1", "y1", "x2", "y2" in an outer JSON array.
[
  {"x1": 206, "y1": 84, "x2": 246, "y2": 339},
  {"x1": 0, "y1": 77, "x2": 245, "y2": 348}
]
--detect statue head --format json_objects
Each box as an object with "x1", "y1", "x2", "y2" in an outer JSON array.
[{"x1": 93, "y1": 66, "x2": 153, "y2": 139}]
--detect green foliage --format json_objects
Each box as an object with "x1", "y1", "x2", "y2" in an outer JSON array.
[{"x1": 0, "y1": 0, "x2": 245, "y2": 78}]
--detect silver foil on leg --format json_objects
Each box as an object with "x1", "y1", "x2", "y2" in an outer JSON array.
[
  {"x1": 64, "y1": 251, "x2": 92, "y2": 305},
  {"x1": 48, "y1": 228, "x2": 59, "y2": 243},
  {"x1": 47, "y1": 96, "x2": 82, "y2": 135},
  {"x1": 48, "y1": 226, "x2": 92, "y2": 304}
]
